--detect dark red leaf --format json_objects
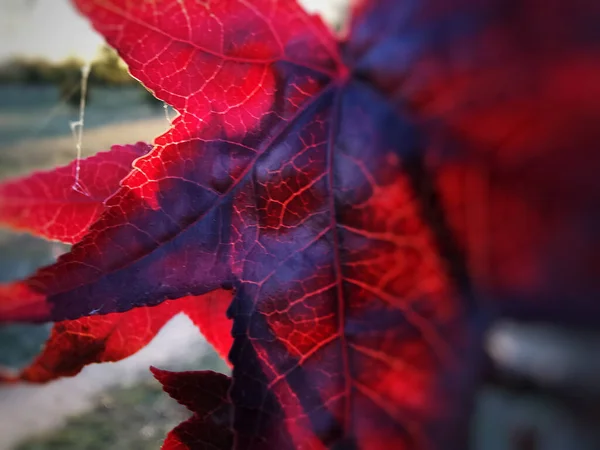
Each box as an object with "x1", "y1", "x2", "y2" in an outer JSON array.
[
  {"x1": 182, "y1": 290, "x2": 235, "y2": 362},
  {"x1": 0, "y1": 290, "x2": 232, "y2": 383},
  {"x1": 0, "y1": 0, "x2": 596, "y2": 449},
  {"x1": 0, "y1": 141, "x2": 230, "y2": 370},
  {"x1": 151, "y1": 367, "x2": 232, "y2": 450},
  {"x1": 1, "y1": 0, "x2": 473, "y2": 446},
  {"x1": 0, "y1": 0, "x2": 341, "y2": 323},
  {"x1": 72, "y1": 0, "x2": 339, "y2": 128},
  {"x1": 347, "y1": 0, "x2": 600, "y2": 324},
  {"x1": 0, "y1": 143, "x2": 150, "y2": 243}
]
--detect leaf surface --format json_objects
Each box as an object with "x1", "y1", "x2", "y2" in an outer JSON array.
[
  {"x1": 0, "y1": 291, "x2": 232, "y2": 383},
  {"x1": 4, "y1": 0, "x2": 471, "y2": 446},
  {"x1": 0, "y1": 0, "x2": 341, "y2": 323},
  {"x1": 347, "y1": 0, "x2": 600, "y2": 323},
  {"x1": 0, "y1": 0, "x2": 597, "y2": 449},
  {"x1": 0, "y1": 142, "x2": 150, "y2": 243},
  {"x1": 0, "y1": 142, "x2": 232, "y2": 379},
  {"x1": 151, "y1": 367, "x2": 233, "y2": 450}
]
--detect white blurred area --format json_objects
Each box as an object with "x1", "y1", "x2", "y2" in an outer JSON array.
[
  {"x1": 299, "y1": 0, "x2": 350, "y2": 28},
  {"x1": 0, "y1": 0, "x2": 102, "y2": 63}
]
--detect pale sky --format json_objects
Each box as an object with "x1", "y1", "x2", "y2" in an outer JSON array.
[
  {"x1": 0, "y1": 0, "x2": 104, "y2": 62},
  {"x1": 0, "y1": 0, "x2": 348, "y2": 63}
]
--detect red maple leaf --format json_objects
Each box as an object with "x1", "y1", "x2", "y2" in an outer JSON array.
[
  {"x1": 0, "y1": 146, "x2": 232, "y2": 382},
  {"x1": 1, "y1": 0, "x2": 598, "y2": 449},
  {"x1": 0, "y1": 292, "x2": 232, "y2": 383},
  {"x1": 151, "y1": 367, "x2": 233, "y2": 449},
  {"x1": 0, "y1": 143, "x2": 149, "y2": 244}
]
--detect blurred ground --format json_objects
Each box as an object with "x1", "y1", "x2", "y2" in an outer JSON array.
[
  {"x1": 12, "y1": 350, "x2": 228, "y2": 450},
  {"x1": 15, "y1": 381, "x2": 191, "y2": 450},
  {"x1": 0, "y1": 310, "x2": 226, "y2": 449}
]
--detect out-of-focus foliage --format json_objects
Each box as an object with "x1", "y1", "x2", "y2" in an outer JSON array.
[
  {"x1": 0, "y1": 45, "x2": 136, "y2": 87},
  {"x1": 88, "y1": 46, "x2": 133, "y2": 86}
]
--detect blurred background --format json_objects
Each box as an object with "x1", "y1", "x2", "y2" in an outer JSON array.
[{"x1": 0, "y1": 1, "x2": 598, "y2": 449}]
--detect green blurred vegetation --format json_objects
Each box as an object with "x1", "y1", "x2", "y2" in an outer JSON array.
[{"x1": 0, "y1": 46, "x2": 135, "y2": 87}]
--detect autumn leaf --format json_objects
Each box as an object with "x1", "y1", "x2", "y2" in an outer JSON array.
[
  {"x1": 348, "y1": 0, "x2": 600, "y2": 324},
  {"x1": 0, "y1": 144, "x2": 232, "y2": 381},
  {"x1": 0, "y1": 144, "x2": 150, "y2": 322},
  {"x1": 0, "y1": 0, "x2": 473, "y2": 445},
  {"x1": 151, "y1": 367, "x2": 233, "y2": 450},
  {"x1": 0, "y1": 292, "x2": 232, "y2": 383},
  {"x1": 0, "y1": 0, "x2": 598, "y2": 449},
  {"x1": 0, "y1": 142, "x2": 150, "y2": 243}
]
